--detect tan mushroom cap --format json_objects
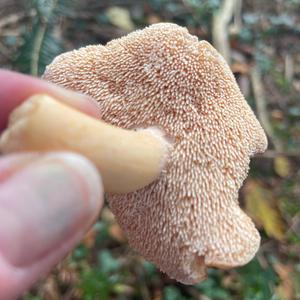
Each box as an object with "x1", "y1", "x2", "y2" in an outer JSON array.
[{"x1": 43, "y1": 23, "x2": 268, "y2": 284}]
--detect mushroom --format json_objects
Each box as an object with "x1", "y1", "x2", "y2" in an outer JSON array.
[{"x1": 4, "y1": 23, "x2": 268, "y2": 283}]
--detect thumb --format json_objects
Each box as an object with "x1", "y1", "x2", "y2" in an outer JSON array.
[{"x1": 0, "y1": 152, "x2": 103, "y2": 300}]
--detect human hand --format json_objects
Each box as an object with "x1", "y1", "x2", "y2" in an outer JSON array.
[{"x1": 0, "y1": 70, "x2": 104, "y2": 299}]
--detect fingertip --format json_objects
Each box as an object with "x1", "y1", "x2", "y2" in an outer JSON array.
[
  {"x1": 0, "y1": 69, "x2": 101, "y2": 131},
  {"x1": 0, "y1": 152, "x2": 103, "y2": 267},
  {"x1": 44, "y1": 152, "x2": 104, "y2": 221}
]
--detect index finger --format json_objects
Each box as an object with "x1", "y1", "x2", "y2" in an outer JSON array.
[{"x1": 0, "y1": 69, "x2": 101, "y2": 132}]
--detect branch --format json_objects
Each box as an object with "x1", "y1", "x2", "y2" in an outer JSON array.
[
  {"x1": 212, "y1": 0, "x2": 237, "y2": 63},
  {"x1": 257, "y1": 150, "x2": 300, "y2": 158},
  {"x1": 284, "y1": 53, "x2": 294, "y2": 82},
  {"x1": 251, "y1": 65, "x2": 284, "y2": 152},
  {"x1": 233, "y1": 0, "x2": 242, "y2": 33}
]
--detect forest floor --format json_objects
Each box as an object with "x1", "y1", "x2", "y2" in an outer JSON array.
[{"x1": 0, "y1": 1, "x2": 299, "y2": 299}]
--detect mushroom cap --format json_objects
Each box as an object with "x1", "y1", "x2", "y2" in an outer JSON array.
[{"x1": 43, "y1": 23, "x2": 268, "y2": 284}]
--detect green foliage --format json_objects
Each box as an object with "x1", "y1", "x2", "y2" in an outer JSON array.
[
  {"x1": 238, "y1": 259, "x2": 279, "y2": 300},
  {"x1": 4, "y1": 1, "x2": 298, "y2": 299},
  {"x1": 148, "y1": 0, "x2": 220, "y2": 27},
  {"x1": 185, "y1": 0, "x2": 221, "y2": 11},
  {"x1": 72, "y1": 244, "x2": 89, "y2": 261},
  {"x1": 23, "y1": 296, "x2": 43, "y2": 300},
  {"x1": 238, "y1": 27, "x2": 253, "y2": 42},
  {"x1": 274, "y1": 71, "x2": 293, "y2": 93},
  {"x1": 195, "y1": 269, "x2": 231, "y2": 299},
  {"x1": 142, "y1": 261, "x2": 157, "y2": 277},
  {"x1": 163, "y1": 286, "x2": 192, "y2": 300},
  {"x1": 94, "y1": 221, "x2": 110, "y2": 244},
  {"x1": 254, "y1": 51, "x2": 273, "y2": 75},
  {"x1": 79, "y1": 267, "x2": 116, "y2": 300},
  {"x1": 98, "y1": 250, "x2": 121, "y2": 274},
  {"x1": 288, "y1": 107, "x2": 300, "y2": 118},
  {"x1": 78, "y1": 250, "x2": 123, "y2": 300},
  {"x1": 14, "y1": 0, "x2": 73, "y2": 75}
]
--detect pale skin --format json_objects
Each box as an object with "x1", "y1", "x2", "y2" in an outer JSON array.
[{"x1": 0, "y1": 70, "x2": 105, "y2": 299}]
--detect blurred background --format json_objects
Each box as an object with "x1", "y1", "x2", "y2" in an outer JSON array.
[{"x1": 0, "y1": 0, "x2": 299, "y2": 299}]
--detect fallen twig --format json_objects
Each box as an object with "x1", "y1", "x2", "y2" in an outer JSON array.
[
  {"x1": 257, "y1": 150, "x2": 300, "y2": 158},
  {"x1": 251, "y1": 65, "x2": 285, "y2": 152},
  {"x1": 284, "y1": 53, "x2": 294, "y2": 83},
  {"x1": 212, "y1": 0, "x2": 237, "y2": 63}
]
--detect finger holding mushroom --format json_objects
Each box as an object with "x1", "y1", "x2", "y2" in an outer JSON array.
[{"x1": 3, "y1": 23, "x2": 268, "y2": 284}]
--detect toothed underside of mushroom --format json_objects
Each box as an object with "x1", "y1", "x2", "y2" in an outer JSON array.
[{"x1": 43, "y1": 23, "x2": 268, "y2": 284}]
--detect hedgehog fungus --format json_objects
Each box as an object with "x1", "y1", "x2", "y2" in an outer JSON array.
[{"x1": 43, "y1": 23, "x2": 267, "y2": 284}]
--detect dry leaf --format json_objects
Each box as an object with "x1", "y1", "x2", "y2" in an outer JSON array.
[
  {"x1": 231, "y1": 62, "x2": 250, "y2": 74},
  {"x1": 274, "y1": 155, "x2": 291, "y2": 178},
  {"x1": 274, "y1": 263, "x2": 294, "y2": 300},
  {"x1": 101, "y1": 206, "x2": 116, "y2": 222},
  {"x1": 82, "y1": 227, "x2": 96, "y2": 248},
  {"x1": 271, "y1": 109, "x2": 284, "y2": 120},
  {"x1": 39, "y1": 276, "x2": 60, "y2": 300},
  {"x1": 147, "y1": 14, "x2": 162, "y2": 24},
  {"x1": 109, "y1": 223, "x2": 127, "y2": 243},
  {"x1": 244, "y1": 180, "x2": 285, "y2": 240},
  {"x1": 102, "y1": 207, "x2": 127, "y2": 242},
  {"x1": 106, "y1": 6, "x2": 134, "y2": 31}
]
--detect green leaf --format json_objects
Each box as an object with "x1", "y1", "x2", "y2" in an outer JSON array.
[
  {"x1": 163, "y1": 286, "x2": 191, "y2": 300},
  {"x1": 23, "y1": 296, "x2": 43, "y2": 300},
  {"x1": 98, "y1": 250, "x2": 120, "y2": 274},
  {"x1": 72, "y1": 244, "x2": 89, "y2": 261},
  {"x1": 195, "y1": 269, "x2": 230, "y2": 299},
  {"x1": 79, "y1": 268, "x2": 113, "y2": 300},
  {"x1": 239, "y1": 259, "x2": 279, "y2": 300},
  {"x1": 13, "y1": 0, "x2": 72, "y2": 75},
  {"x1": 143, "y1": 261, "x2": 157, "y2": 277}
]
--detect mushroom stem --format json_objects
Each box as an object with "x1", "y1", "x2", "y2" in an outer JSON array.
[{"x1": 0, "y1": 94, "x2": 170, "y2": 193}]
